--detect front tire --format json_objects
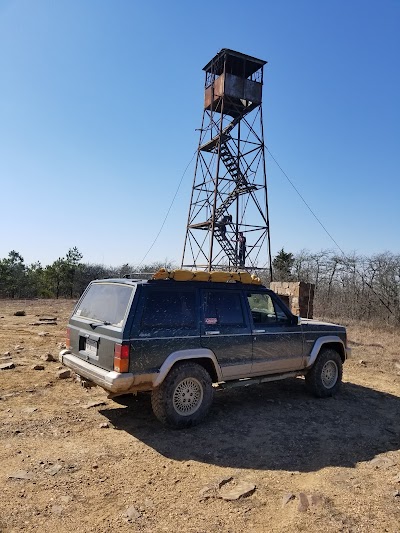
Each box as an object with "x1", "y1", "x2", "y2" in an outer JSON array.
[
  {"x1": 151, "y1": 362, "x2": 214, "y2": 428},
  {"x1": 305, "y1": 348, "x2": 343, "y2": 398}
]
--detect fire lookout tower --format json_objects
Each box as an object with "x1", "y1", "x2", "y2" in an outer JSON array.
[{"x1": 182, "y1": 49, "x2": 272, "y2": 277}]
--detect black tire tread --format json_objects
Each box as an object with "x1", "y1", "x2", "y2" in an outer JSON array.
[
  {"x1": 305, "y1": 348, "x2": 343, "y2": 398},
  {"x1": 151, "y1": 362, "x2": 213, "y2": 428}
]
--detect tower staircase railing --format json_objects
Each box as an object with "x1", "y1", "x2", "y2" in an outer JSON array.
[
  {"x1": 213, "y1": 226, "x2": 238, "y2": 265},
  {"x1": 199, "y1": 114, "x2": 241, "y2": 152},
  {"x1": 210, "y1": 141, "x2": 256, "y2": 222},
  {"x1": 189, "y1": 100, "x2": 257, "y2": 267}
]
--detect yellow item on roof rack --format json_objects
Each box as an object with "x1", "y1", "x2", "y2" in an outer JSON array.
[
  {"x1": 152, "y1": 268, "x2": 170, "y2": 280},
  {"x1": 208, "y1": 271, "x2": 229, "y2": 282},
  {"x1": 152, "y1": 269, "x2": 262, "y2": 285},
  {"x1": 192, "y1": 271, "x2": 210, "y2": 282},
  {"x1": 170, "y1": 269, "x2": 195, "y2": 281}
]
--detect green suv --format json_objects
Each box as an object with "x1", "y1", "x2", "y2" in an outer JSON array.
[{"x1": 59, "y1": 278, "x2": 351, "y2": 428}]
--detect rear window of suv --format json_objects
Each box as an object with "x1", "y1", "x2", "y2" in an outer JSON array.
[{"x1": 74, "y1": 283, "x2": 135, "y2": 327}]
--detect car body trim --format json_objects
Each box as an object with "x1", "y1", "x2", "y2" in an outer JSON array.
[
  {"x1": 59, "y1": 351, "x2": 136, "y2": 393},
  {"x1": 152, "y1": 348, "x2": 223, "y2": 387},
  {"x1": 221, "y1": 363, "x2": 253, "y2": 380},
  {"x1": 306, "y1": 336, "x2": 347, "y2": 367},
  {"x1": 132, "y1": 333, "x2": 251, "y2": 340},
  {"x1": 301, "y1": 329, "x2": 345, "y2": 335},
  {"x1": 251, "y1": 331, "x2": 303, "y2": 335}
]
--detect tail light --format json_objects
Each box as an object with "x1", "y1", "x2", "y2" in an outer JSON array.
[
  {"x1": 114, "y1": 343, "x2": 130, "y2": 373},
  {"x1": 66, "y1": 327, "x2": 71, "y2": 350}
]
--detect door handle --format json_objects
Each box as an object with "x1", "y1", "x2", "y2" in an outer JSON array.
[
  {"x1": 253, "y1": 329, "x2": 265, "y2": 333},
  {"x1": 205, "y1": 331, "x2": 220, "y2": 335}
]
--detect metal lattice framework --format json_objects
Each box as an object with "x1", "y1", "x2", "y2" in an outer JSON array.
[{"x1": 182, "y1": 49, "x2": 272, "y2": 277}]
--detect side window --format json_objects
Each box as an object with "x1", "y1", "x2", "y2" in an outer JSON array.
[
  {"x1": 247, "y1": 292, "x2": 289, "y2": 326},
  {"x1": 204, "y1": 291, "x2": 246, "y2": 327},
  {"x1": 141, "y1": 290, "x2": 196, "y2": 330}
]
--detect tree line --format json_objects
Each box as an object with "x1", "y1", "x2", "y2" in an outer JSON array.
[
  {"x1": 0, "y1": 247, "x2": 170, "y2": 301},
  {"x1": 1, "y1": 247, "x2": 399, "y2": 324},
  {"x1": 272, "y1": 248, "x2": 400, "y2": 324}
]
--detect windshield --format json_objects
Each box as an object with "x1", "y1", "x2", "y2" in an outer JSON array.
[{"x1": 74, "y1": 283, "x2": 135, "y2": 327}]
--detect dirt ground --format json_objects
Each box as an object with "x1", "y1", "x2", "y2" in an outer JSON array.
[{"x1": 0, "y1": 299, "x2": 399, "y2": 533}]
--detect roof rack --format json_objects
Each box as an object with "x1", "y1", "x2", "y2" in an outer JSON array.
[
  {"x1": 152, "y1": 269, "x2": 262, "y2": 285},
  {"x1": 123, "y1": 272, "x2": 155, "y2": 280}
]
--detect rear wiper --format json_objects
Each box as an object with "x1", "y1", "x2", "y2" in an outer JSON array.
[{"x1": 89, "y1": 321, "x2": 111, "y2": 330}]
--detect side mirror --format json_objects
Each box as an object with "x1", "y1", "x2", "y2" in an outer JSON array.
[{"x1": 292, "y1": 315, "x2": 301, "y2": 326}]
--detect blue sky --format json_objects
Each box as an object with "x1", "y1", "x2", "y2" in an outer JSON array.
[{"x1": 0, "y1": 0, "x2": 399, "y2": 267}]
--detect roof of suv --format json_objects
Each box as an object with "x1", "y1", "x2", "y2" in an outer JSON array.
[{"x1": 92, "y1": 278, "x2": 269, "y2": 291}]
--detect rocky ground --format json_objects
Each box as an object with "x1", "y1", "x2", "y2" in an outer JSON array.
[{"x1": 0, "y1": 299, "x2": 399, "y2": 532}]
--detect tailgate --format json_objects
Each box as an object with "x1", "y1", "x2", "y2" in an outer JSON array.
[{"x1": 68, "y1": 282, "x2": 135, "y2": 372}]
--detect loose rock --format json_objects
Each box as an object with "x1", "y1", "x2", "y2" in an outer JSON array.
[
  {"x1": 199, "y1": 486, "x2": 215, "y2": 500},
  {"x1": 99, "y1": 422, "x2": 109, "y2": 429},
  {"x1": 297, "y1": 492, "x2": 310, "y2": 512},
  {"x1": 38, "y1": 331, "x2": 49, "y2": 337},
  {"x1": 42, "y1": 353, "x2": 56, "y2": 362},
  {"x1": 369, "y1": 456, "x2": 396, "y2": 469},
  {"x1": 199, "y1": 476, "x2": 234, "y2": 500},
  {"x1": 124, "y1": 505, "x2": 141, "y2": 521},
  {"x1": 0, "y1": 362, "x2": 15, "y2": 370},
  {"x1": 14, "y1": 311, "x2": 26, "y2": 317},
  {"x1": 282, "y1": 493, "x2": 295, "y2": 507},
  {"x1": 216, "y1": 475, "x2": 233, "y2": 488},
  {"x1": 45, "y1": 464, "x2": 62, "y2": 476},
  {"x1": 8, "y1": 470, "x2": 33, "y2": 480},
  {"x1": 57, "y1": 369, "x2": 71, "y2": 379},
  {"x1": 219, "y1": 480, "x2": 256, "y2": 501},
  {"x1": 32, "y1": 364, "x2": 45, "y2": 371},
  {"x1": 23, "y1": 407, "x2": 38, "y2": 414}
]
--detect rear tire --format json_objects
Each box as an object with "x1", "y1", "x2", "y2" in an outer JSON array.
[
  {"x1": 305, "y1": 348, "x2": 342, "y2": 398},
  {"x1": 151, "y1": 362, "x2": 214, "y2": 428}
]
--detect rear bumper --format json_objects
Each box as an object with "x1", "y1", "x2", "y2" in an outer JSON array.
[{"x1": 59, "y1": 350, "x2": 153, "y2": 393}]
